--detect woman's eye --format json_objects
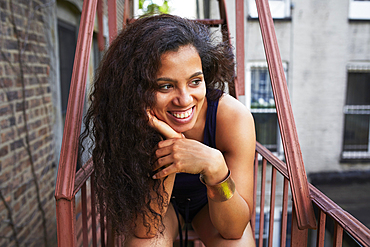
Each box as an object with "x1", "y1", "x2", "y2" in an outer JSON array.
[
  {"x1": 159, "y1": 84, "x2": 172, "y2": 90},
  {"x1": 190, "y1": 79, "x2": 202, "y2": 86}
]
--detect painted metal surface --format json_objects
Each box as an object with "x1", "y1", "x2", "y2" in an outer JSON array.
[
  {"x1": 108, "y1": 0, "x2": 117, "y2": 43},
  {"x1": 268, "y1": 167, "x2": 277, "y2": 247},
  {"x1": 255, "y1": 0, "x2": 317, "y2": 230},
  {"x1": 97, "y1": 0, "x2": 105, "y2": 51},
  {"x1": 235, "y1": 0, "x2": 244, "y2": 97},
  {"x1": 54, "y1": 0, "x2": 98, "y2": 246},
  {"x1": 258, "y1": 158, "x2": 267, "y2": 247}
]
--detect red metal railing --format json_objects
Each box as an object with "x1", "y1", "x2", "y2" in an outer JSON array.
[
  {"x1": 55, "y1": 0, "x2": 370, "y2": 246},
  {"x1": 62, "y1": 142, "x2": 370, "y2": 246}
]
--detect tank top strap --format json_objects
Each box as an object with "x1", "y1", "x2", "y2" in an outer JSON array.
[{"x1": 203, "y1": 91, "x2": 220, "y2": 149}]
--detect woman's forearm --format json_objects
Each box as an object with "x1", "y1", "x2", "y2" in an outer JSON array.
[
  {"x1": 134, "y1": 173, "x2": 176, "y2": 238},
  {"x1": 208, "y1": 189, "x2": 251, "y2": 239}
]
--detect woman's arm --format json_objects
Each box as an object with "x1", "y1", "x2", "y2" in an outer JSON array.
[
  {"x1": 149, "y1": 95, "x2": 256, "y2": 239},
  {"x1": 206, "y1": 94, "x2": 255, "y2": 239},
  {"x1": 133, "y1": 112, "x2": 182, "y2": 238}
]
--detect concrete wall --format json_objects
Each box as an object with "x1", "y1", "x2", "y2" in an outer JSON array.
[{"x1": 221, "y1": 0, "x2": 370, "y2": 174}]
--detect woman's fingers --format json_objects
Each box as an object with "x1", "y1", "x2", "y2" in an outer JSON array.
[
  {"x1": 152, "y1": 163, "x2": 181, "y2": 179},
  {"x1": 147, "y1": 110, "x2": 183, "y2": 139}
]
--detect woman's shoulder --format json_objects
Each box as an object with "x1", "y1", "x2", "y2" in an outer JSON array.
[
  {"x1": 217, "y1": 94, "x2": 253, "y2": 122},
  {"x1": 215, "y1": 94, "x2": 255, "y2": 151}
]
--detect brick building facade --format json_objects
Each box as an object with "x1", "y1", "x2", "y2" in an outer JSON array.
[
  {"x1": 0, "y1": 0, "x2": 127, "y2": 246},
  {"x1": 0, "y1": 0, "x2": 58, "y2": 246}
]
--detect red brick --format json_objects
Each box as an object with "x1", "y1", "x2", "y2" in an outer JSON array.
[
  {"x1": 0, "y1": 146, "x2": 8, "y2": 157},
  {"x1": 14, "y1": 183, "x2": 27, "y2": 200},
  {"x1": 1, "y1": 128, "x2": 15, "y2": 142}
]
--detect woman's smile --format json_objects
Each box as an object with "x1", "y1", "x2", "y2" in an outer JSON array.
[{"x1": 153, "y1": 45, "x2": 206, "y2": 134}]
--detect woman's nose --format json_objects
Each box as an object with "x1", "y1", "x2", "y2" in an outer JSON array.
[{"x1": 173, "y1": 88, "x2": 193, "y2": 106}]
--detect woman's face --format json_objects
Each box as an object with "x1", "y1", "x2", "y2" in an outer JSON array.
[{"x1": 152, "y1": 45, "x2": 206, "y2": 134}]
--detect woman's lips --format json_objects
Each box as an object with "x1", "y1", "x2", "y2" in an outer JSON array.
[{"x1": 167, "y1": 106, "x2": 195, "y2": 122}]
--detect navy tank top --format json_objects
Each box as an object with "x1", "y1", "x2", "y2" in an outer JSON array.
[{"x1": 171, "y1": 92, "x2": 220, "y2": 222}]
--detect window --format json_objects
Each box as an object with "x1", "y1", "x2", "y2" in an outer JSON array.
[
  {"x1": 349, "y1": 0, "x2": 370, "y2": 20},
  {"x1": 248, "y1": 0, "x2": 291, "y2": 20},
  {"x1": 246, "y1": 62, "x2": 287, "y2": 156},
  {"x1": 342, "y1": 67, "x2": 370, "y2": 160},
  {"x1": 58, "y1": 20, "x2": 77, "y2": 127}
]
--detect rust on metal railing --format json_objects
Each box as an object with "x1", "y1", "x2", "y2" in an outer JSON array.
[{"x1": 254, "y1": 0, "x2": 317, "y2": 230}]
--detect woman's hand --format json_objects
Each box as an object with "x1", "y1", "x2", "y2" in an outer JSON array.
[
  {"x1": 152, "y1": 138, "x2": 229, "y2": 185},
  {"x1": 147, "y1": 110, "x2": 183, "y2": 139},
  {"x1": 147, "y1": 110, "x2": 228, "y2": 184}
]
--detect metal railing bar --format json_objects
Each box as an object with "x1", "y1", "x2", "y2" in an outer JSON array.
[
  {"x1": 108, "y1": 0, "x2": 117, "y2": 44},
  {"x1": 54, "y1": 1, "x2": 98, "y2": 245},
  {"x1": 73, "y1": 158, "x2": 94, "y2": 196},
  {"x1": 255, "y1": 0, "x2": 316, "y2": 229},
  {"x1": 280, "y1": 177, "x2": 289, "y2": 247},
  {"x1": 316, "y1": 209, "x2": 326, "y2": 247},
  {"x1": 252, "y1": 151, "x2": 259, "y2": 238},
  {"x1": 100, "y1": 205, "x2": 106, "y2": 247},
  {"x1": 268, "y1": 167, "x2": 277, "y2": 247},
  {"x1": 309, "y1": 184, "x2": 370, "y2": 247},
  {"x1": 333, "y1": 222, "x2": 344, "y2": 247},
  {"x1": 290, "y1": 205, "x2": 309, "y2": 246},
  {"x1": 235, "y1": 0, "x2": 245, "y2": 98},
  {"x1": 256, "y1": 142, "x2": 289, "y2": 178},
  {"x1": 91, "y1": 175, "x2": 98, "y2": 247},
  {"x1": 55, "y1": 0, "x2": 98, "y2": 201},
  {"x1": 259, "y1": 158, "x2": 267, "y2": 247},
  {"x1": 82, "y1": 183, "x2": 88, "y2": 247},
  {"x1": 97, "y1": 0, "x2": 104, "y2": 51}
]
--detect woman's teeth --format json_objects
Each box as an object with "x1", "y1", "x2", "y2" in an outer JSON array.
[{"x1": 171, "y1": 108, "x2": 192, "y2": 119}]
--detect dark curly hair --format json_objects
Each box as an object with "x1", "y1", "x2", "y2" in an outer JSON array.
[{"x1": 80, "y1": 14, "x2": 235, "y2": 237}]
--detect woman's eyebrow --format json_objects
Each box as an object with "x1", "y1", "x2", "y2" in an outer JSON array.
[
  {"x1": 156, "y1": 71, "x2": 203, "y2": 83},
  {"x1": 156, "y1": 77, "x2": 176, "y2": 82},
  {"x1": 188, "y1": 71, "x2": 203, "y2": 79}
]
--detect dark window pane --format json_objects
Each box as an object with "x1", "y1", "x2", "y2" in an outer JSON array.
[
  {"x1": 58, "y1": 20, "x2": 77, "y2": 116},
  {"x1": 346, "y1": 72, "x2": 370, "y2": 105},
  {"x1": 343, "y1": 114, "x2": 369, "y2": 151},
  {"x1": 253, "y1": 113, "x2": 278, "y2": 152}
]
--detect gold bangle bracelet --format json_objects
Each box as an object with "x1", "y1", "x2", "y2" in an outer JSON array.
[{"x1": 199, "y1": 170, "x2": 236, "y2": 202}]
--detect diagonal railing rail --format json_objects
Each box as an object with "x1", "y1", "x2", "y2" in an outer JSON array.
[{"x1": 255, "y1": 0, "x2": 317, "y2": 230}]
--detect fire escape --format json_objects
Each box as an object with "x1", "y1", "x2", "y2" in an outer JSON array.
[{"x1": 54, "y1": 0, "x2": 370, "y2": 246}]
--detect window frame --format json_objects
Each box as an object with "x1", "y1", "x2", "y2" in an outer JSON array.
[
  {"x1": 246, "y1": 62, "x2": 288, "y2": 158},
  {"x1": 341, "y1": 64, "x2": 370, "y2": 161},
  {"x1": 348, "y1": 0, "x2": 370, "y2": 20}
]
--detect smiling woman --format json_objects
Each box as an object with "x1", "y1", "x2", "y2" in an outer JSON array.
[{"x1": 80, "y1": 14, "x2": 256, "y2": 246}]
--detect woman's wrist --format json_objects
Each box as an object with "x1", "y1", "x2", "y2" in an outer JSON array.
[
  {"x1": 200, "y1": 150, "x2": 229, "y2": 185},
  {"x1": 200, "y1": 170, "x2": 236, "y2": 202}
]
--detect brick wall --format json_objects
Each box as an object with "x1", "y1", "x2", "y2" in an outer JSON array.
[{"x1": 0, "y1": 0, "x2": 57, "y2": 246}]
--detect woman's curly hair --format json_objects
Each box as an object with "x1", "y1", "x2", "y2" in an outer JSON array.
[{"x1": 80, "y1": 14, "x2": 235, "y2": 237}]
